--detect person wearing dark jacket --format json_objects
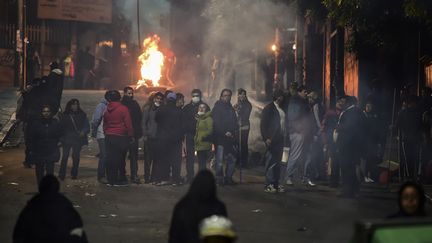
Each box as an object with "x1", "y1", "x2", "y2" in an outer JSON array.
[
  {"x1": 142, "y1": 92, "x2": 164, "y2": 183},
  {"x1": 103, "y1": 90, "x2": 134, "y2": 186},
  {"x1": 183, "y1": 89, "x2": 210, "y2": 182},
  {"x1": 168, "y1": 170, "x2": 228, "y2": 243},
  {"x1": 234, "y1": 88, "x2": 252, "y2": 168},
  {"x1": 261, "y1": 90, "x2": 287, "y2": 193},
  {"x1": 153, "y1": 92, "x2": 183, "y2": 185},
  {"x1": 397, "y1": 95, "x2": 422, "y2": 181},
  {"x1": 27, "y1": 105, "x2": 63, "y2": 184},
  {"x1": 335, "y1": 96, "x2": 366, "y2": 197},
  {"x1": 212, "y1": 89, "x2": 238, "y2": 185},
  {"x1": 58, "y1": 99, "x2": 90, "y2": 181},
  {"x1": 388, "y1": 181, "x2": 427, "y2": 218},
  {"x1": 363, "y1": 101, "x2": 383, "y2": 183},
  {"x1": 122, "y1": 87, "x2": 143, "y2": 184},
  {"x1": 172, "y1": 92, "x2": 186, "y2": 185},
  {"x1": 13, "y1": 175, "x2": 88, "y2": 243}
]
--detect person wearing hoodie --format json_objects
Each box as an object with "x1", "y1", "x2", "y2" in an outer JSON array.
[
  {"x1": 388, "y1": 181, "x2": 427, "y2": 218},
  {"x1": 169, "y1": 170, "x2": 228, "y2": 243},
  {"x1": 153, "y1": 92, "x2": 183, "y2": 185},
  {"x1": 121, "y1": 87, "x2": 143, "y2": 184},
  {"x1": 195, "y1": 103, "x2": 213, "y2": 171},
  {"x1": 13, "y1": 175, "x2": 88, "y2": 243},
  {"x1": 27, "y1": 105, "x2": 63, "y2": 184},
  {"x1": 103, "y1": 90, "x2": 134, "y2": 186},
  {"x1": 212, "y1": 89, "x2": 238, "y2": 185},
  {"x1": 91, "y1": 91, "x2": 109, "y2": 182},
  {"x1": 142, "y1": 92, "x2": 164, "y2": 183},
  {"x1": 58, "y1": 99, "x2": 90, "y2": 181},
  {"x1": 183, "y1": 89, "x2": 210, "y2": 182}
]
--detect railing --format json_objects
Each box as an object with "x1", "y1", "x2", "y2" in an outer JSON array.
[{"x1": 0, "y1": 22, "x2": 71, "y2": 49}]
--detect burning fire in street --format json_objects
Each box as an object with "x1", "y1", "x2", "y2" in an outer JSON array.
[{"x1": 136, "y1": 34, "x2": 164, "y2": 89}]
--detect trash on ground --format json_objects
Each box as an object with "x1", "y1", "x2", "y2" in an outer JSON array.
[
  {"x1": 110, "y1": 214, "x2": 117, "y2": 217},
  {"x1": 297, "y1": 226, "x2": 308, "y2": 232},
  {"x1": 99, "y1": 214, "x2": 108, "y2": 218},
  {"x1": 8, "y1": 182, "x2": 19, "y2": 186},
  {"x1": 73, "y1": 205, "x2": 81, "y2": 208},
  {"x1": 85, "y1": 192, "x2": 96, "y2": 197},
  {"x1": 251, "y1": 209, "x2": 262, "y2": 213}
]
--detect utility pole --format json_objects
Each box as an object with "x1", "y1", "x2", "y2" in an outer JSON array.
[
  {"x1": 294, "y1": 7, "x2": 304, "y2": 85},
  {"x1": 137, "y1": 0, "x2": 141, "y2": 48},
  {"x1": 17, "y1": 0, "x2": 24, "y2": 89}
]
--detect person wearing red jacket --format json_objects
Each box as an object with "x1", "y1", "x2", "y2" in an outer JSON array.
[{"x1": 103, "y1": 90, "x2": 134, "y2": 186}]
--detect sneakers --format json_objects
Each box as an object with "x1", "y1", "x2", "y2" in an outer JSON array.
[
  {"x1": 277, "y1": 185, "x2": 285, "y2": 193},
  {"x1": 131, "y1": 177, "x2": 141, "y2": 184},
  {"x1": 364, "y1": 177, "x2": 374, "y2": 183},
  {"x1": 286, "y1": 178, "x2": 294, "y2": 186},
  {"x1": 113, "y1": 181, "x2": 129, "y2": 187},
  {"x1": 264, "y1": 184, "x2": 277, "y2": 193},
  {"x1": 303, "y1": 179, "x2": 316, "y2": 187}
]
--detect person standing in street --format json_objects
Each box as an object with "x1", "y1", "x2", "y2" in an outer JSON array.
[
  {"x1": 142, "y1": 92, "x2": 164, "y2": 183},
  {"x1": 212, "y1": 89, "x2": 238, "y2": 185},
  {"x1": 261, "y1": 90, "x2": 287, "y2": 193},
  {"x1": 335, "y1": 96, "x2": 366, "y2": 197},
  {"x1": 27, "y1": 105, "x2": 63, "y2": 185},
  {"x1": 103, "y1": 90, "x2": 134, "y2": 186},
  {"x1": 153, "y1": 92, "x2": 183, "y2": 186},
  {"x1": 121, "y1": 87, "x2": 143, "y2": 184},
  {"x1": 58, "y1": 99, "x2": 89, "y2": 181},
  {"x1": 171, "y1": 92, "x2": 186, "y2": 185},
  {"x1": 284, "y1": 86, "x2": 315, "y2": 186},
  {"x1": 183, "y1": 89, "x2": 210, "y2": 183},
  {"x1": 91, "y1": 91, "x2": 109, "y2": 183},
  {"x1": 233, "y1": 88, "x2": 252, "y2": 168},
  {"x1": 195, "y1": 103, "x2": 214, "y2": 171}
]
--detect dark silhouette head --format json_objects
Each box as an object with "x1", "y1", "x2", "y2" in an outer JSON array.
[
  {"x1": 397, "y1": 181, "x2": 426, "y2": 217},
  {"x1": 188, "y1": 170, "x2": 217, "y2": 202},
  {"x1": 106, "y1": 90, "x2": 121, "y2": 102},
  {"x1": 39, "y1": 175, "x2": 60, "y2": 194}
]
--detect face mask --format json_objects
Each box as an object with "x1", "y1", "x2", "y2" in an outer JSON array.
[
  {"x1": 192, "y1": 97, "x2": 200, "y2": 103},
  {"x1": 197, "y1": 111, "x2": 205, "y2": 115},
  {"x1": 154, "y1": 102, "x2": 160, "y2": 107}
]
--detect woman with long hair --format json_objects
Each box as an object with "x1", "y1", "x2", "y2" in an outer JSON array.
[{"x1": 58, "y1": 99, "x2": 89, "y2": 180}]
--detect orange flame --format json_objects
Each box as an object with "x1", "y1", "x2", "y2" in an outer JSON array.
[{"x1": 137, "y1": 34, "x2": 164, "y2": 88}]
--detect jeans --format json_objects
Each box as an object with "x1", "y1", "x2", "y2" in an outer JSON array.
[
  {"x1": 105, "y1": 135, "x2": 129, "y2": 184},
  {"x1": 35, "y1": 160, "x2": 55, "y2": 184},
  {"x1": 264, "y1": 143, "x2": 283, "y2": 187},
  {"x1": 285, "y1": 132, "x2": 305, "y2": 181},
  {"x1": 214, "y1": 145, "x2": 236, "y2": 182},
  {"x1": 197, "y1": 150, "x2": 210, "y2": 171},
  {"x1": 128, "y1": 138, "x2": 139, "y2": 179},
  {"x1": 59, "y1": 143, "x2": 83, "y2": 179},
  {"x1": 185, "y1": 134, "x2": 195, "y2": 181},
  {"x1": 143, "y1": 139, "x2": 156, "y2": 182},
  {"x1": 97, "y1": 138, "x2": 107, "y2": 179}
]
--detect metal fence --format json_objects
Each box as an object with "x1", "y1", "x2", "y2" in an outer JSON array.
[{"x1": 0, "y1": 22, "x2": 71, "y2": 49}]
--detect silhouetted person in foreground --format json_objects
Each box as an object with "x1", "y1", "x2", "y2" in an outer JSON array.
[
  {"x1": 199, "y1": 215, "x2": 237, "y2": 243},
  {"x1": 13, "y1": 175, "x2": 88, "y2": 243},
  {"x1": 388, "y1": 181, "x2": 427, "y2": 218},
  {"x1": 169, "y1": 170, "x2": 228, "y2": 243}
]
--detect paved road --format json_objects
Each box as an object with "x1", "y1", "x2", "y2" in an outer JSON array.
[{"x1": 0, "y1": 90, "x2": 425, "y2": 243}]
